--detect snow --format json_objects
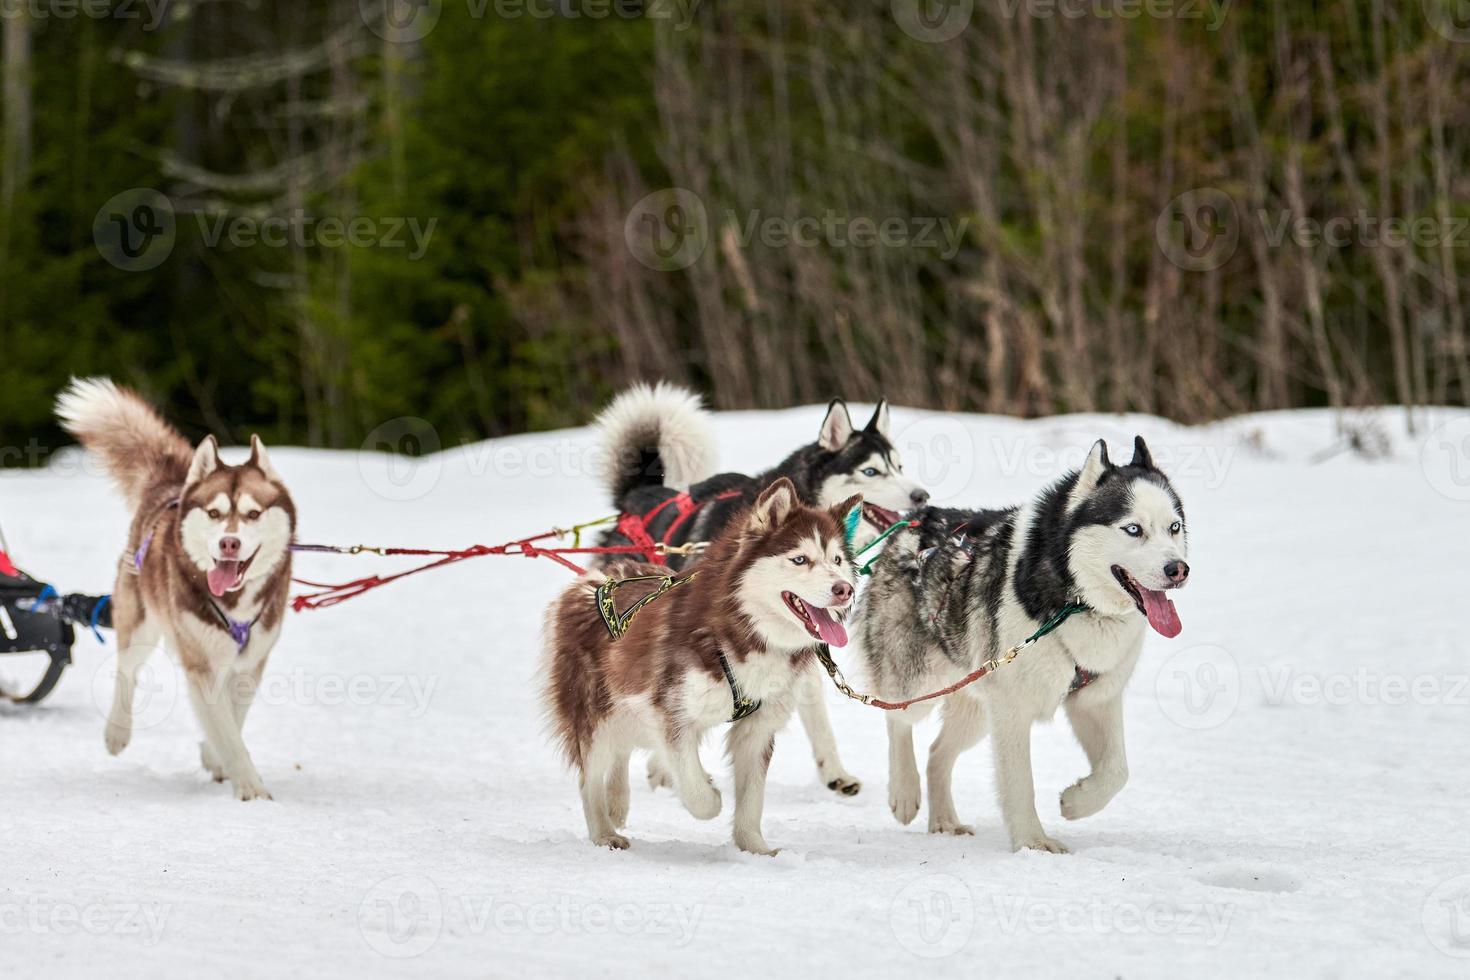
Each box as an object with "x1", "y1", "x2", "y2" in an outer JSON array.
[{"x1": 3, "y1": 404, "x2": 1469, "y2": 978}]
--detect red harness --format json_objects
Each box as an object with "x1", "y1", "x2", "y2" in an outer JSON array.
[{"x1": 615, "y1": 490, "x2": 741, "y2": 565}]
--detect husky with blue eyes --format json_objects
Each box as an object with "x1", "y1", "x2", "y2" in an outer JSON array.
[
  {"x1": 856, "y1": 437, "x2": 1190, "y2": 852},
  {"x1": 591, "y1": 383, "x2": 931, "y2": 797}
]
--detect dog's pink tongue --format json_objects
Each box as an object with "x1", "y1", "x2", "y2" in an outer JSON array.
[
  {"x1": 207, "y1": 560, "x2": 240, "y2": 597},
  {"x1": 807, "y1": 605, "x2": 849, "y2": 648},
  {"x1": 1140, "y1": 587, "x2": 1182, "y2": 638}
]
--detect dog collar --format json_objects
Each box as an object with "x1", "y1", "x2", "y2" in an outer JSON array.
[{"x1": 207, "y1": 598, "x2": 259, "y2": 654}]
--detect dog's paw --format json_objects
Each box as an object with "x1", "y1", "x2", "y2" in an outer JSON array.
[
  {"x1": 1059, "y1": 779, "x2": 1108, "y2": 821},
  {"x1": 233, "y1": 776, "x2": 273, "y2": 802},
  {"x1": 928, "y1": 816, "x2": 975, "y2": 836},
  {"x1": 1012, "y1": 834, "x2": 1068, "y2": 854},
  {"x1": 889, "y1": 780, "x2": 921, "y2": 825},
  {"x1": 681, "y1": 783, "x2": 722, "y2": 821},
  {"x1": 593, "y1": 832, "x2": 630, "y2": 851},
  {"x1": 824, "y1": 773, "x2": 862, "y2": 797},
  {"x1": 200, "y1": 742, "x2": 226, "y2": 783},
  {"x1": 104, "y1": 720, "x2": 131, "y2": 756},
  {"x1": 646, "y1": 758, "x2": 674, "y2": 791},
  {"x1": 735, "y1": 836, "x2": 779, "y2": 857}
]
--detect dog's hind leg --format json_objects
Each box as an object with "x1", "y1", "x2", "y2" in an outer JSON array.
[
  {"x1": 1060, "y1": 693, "x2": 1128, "y2": 821},
  {"x1": 579, "y1": 731, "x2": 629, "y2": 849},
  {"x1": 645, "y1": 754, "x2": 674, "y2": 791},
  {"x1": 886, "y1": 712, "x2": 922, "y2": 825},
  {"x1": 727, "y1": 708, "x2": 788, "y2": 856},
  {"x1": 795, "y1": 670, "x2": 859, "y2": 796},
  {"x1": 104, "y1": 613, "x2": 160, "y2": 757},
  {"x1": 927, "y1": 696, "x2": 984, "y2": 835},
  {"x1": 606, "y1": 742, "x2": 633, "y2": 830},
  {"x1": 665, "y1": 731, "x2": 721, "y2": 820}
]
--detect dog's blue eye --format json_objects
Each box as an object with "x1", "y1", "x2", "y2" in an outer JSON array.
[
  {"x1": 791, "y1": 556, "x2": 807, "y2": 565},
  {"x1": 1123, "y1": 523, "x2": 1142, "y2": 537},
  {"x1": 861, "y1": 467, "x2": 879, "y2": 477},
  {"x1": 1170, "y1": 521, "x2": 1182, "y2": 534}
]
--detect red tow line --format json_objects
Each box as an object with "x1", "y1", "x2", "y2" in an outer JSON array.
[
  {"x1": 287, "y1": 491, "x2": 739, "y2": 612},
  {"x1": 288, "y1": 532, "x2": 666, "y2": 611}
]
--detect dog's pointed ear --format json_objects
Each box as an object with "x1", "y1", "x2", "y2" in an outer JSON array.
[
  {"x1": 1069, "y1": 439, "x2": 1112, "y2": 510},
  {"x1": 831, "y1": 493, "x2": 864, "y2": 527},
  {"x1": 248, "y1": 434, "x2": 282, "y2": 482},
  {"x1": 1130, "y1": 435, "x2": 1154, "y2": 470},
  {"x1": 818, "y1": 399, "x2": 854, "y2": 451},
  {"x1": 750, "y1": 477, "x2": 800, "y2": 531},
  {"x1": 863, "y1": 399, "x2": 891, "y2": 438},
  {"x1": 186, "y1": 435, "x2": 220, "y2": 485}
]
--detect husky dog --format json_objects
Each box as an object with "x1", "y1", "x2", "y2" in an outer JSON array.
[
  {"x1": 858, "y1": 437, "x2": 1189, "y2": 852},
  {"x1": 593, "y1": 382, "x2": 929, "y2": 795},
  {"x1": 544, "y1": 478, "x2": 861, "y2": 854},
  {"x1": 56, "y1": 378, "x2": 296, "y2": 801}
]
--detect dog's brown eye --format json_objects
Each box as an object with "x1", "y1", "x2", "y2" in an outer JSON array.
[
  {"x1": 207, "y1": 509, "x2": 222, "y2": 520},
  {"x1": 246, "y1": 510, "x2": 262, "y2": 521},
  {"x1": 790, "y1": 556, "x2": 807, "y2": 565},
  {"x1": 834, "y1": 555, "x2": 842, "y2": 565}
]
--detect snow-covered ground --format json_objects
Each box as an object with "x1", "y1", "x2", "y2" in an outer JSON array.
[{"x1": 3, "y1": 403, "x2": 1469, "y2": 978}]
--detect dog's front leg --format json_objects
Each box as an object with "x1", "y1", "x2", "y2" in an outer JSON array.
[
  {"x1": 727, "y1": 708, "x2": 788, "y2": 856},
  {"x1": 665, "y1": 731, "x2": 721, "y2": 820},
  {"x1": 886, "y1": 712, "x2": 922, "y2": 825},
  {"x1": 185, "y1": 665, "x2": 271, "y2": 801},
  {"x1": 990, "y1": 710, "x2": 1064, "y2": 853},
  {"x1": 201, "y1": 661, "x2": 264, "y2": 782},
  {"x1": 1060, "y1": 692, "x2": 1128, "y2": 820},
  {"x1": 795, "y1": 670, "x2": 859, "y2": 796}
]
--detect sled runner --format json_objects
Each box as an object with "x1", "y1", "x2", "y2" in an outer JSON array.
[{"x1": 0, "y1": 547, "x2": 111, "y2": 704}]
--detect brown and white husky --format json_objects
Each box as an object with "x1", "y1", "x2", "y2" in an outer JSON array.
[
  {"x1": 543, "y1": 478, "x2": 860, "y2": 854},
  {"x1": 56, "y1": 378, "x2": 296, "y2": 801}
]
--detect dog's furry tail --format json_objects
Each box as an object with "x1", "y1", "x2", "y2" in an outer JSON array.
[
  {"x1": 594, "y1": 382, "x2": 715, "y2": 506},
  {"x1": 56, "y1": 377, "x2": 193, "y2": 507}
]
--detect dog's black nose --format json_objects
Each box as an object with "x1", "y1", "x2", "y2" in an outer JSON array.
[
  {"x1": 1164, "y1": 560, "x2": 1189, "y2": 584},
  {"x1": 831, "y1": 581, "x2": 854, "y2": 602},
  {"x1": 219, "y1": 537, "x2": 242, "y2": 558},
  {"x1": 909, "y1": 489, "x2": 930, "y2": 507}
]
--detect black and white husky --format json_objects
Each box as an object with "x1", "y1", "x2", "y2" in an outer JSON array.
[
  {"x1": 857, "y1": 437, "x2": 1190, "y2": 852},
  {"x1": 592, "y1": 383, "x2": 929, "y2": 795}
]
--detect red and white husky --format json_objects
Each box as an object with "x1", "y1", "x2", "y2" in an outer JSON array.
[{"x1": 542, "y1": 478, "x2": 859, "y2": 854}]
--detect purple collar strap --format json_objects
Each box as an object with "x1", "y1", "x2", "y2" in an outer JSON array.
[{"x1": 207, "y1": 599, "x2": 259, "y2": 654}]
